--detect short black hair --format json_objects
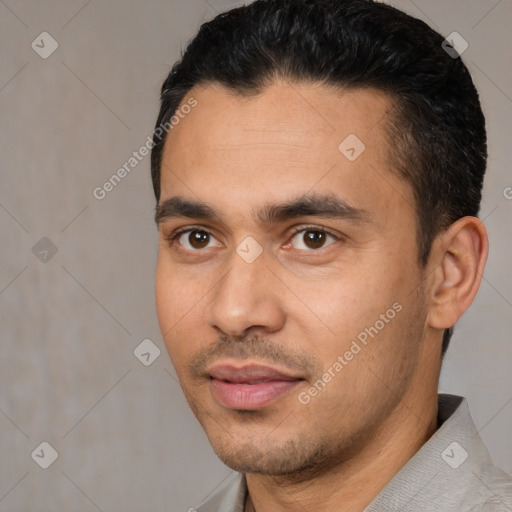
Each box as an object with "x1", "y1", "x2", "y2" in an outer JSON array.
[{"x1": 151, "y1": 0, "x2": 487, "y2": 356}]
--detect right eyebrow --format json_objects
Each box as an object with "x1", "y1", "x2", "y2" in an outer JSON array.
[{"x1": 155, "y1": 196, "x2": 221, "y2": 226}]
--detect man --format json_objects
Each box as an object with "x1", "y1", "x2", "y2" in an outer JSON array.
[{"x1": 150, "y1": 0, "x2": 512, "y2": 510}]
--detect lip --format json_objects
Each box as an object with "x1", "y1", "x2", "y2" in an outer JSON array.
[{"x1": 208, "y1": 363, "x2": 304, "y2": 410}]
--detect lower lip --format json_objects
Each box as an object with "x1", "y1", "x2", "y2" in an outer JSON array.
[{"x1": 210, "y1": 378, "x2": 301, "y2": 410}]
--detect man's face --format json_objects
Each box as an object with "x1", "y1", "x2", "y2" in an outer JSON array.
[{"x1": 155, "y1": 81, "x2": 431, "y2": 475}]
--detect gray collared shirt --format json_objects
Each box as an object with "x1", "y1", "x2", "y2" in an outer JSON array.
[{"x1": 192, "y1": 394, "x2": 512, "y2": 511}]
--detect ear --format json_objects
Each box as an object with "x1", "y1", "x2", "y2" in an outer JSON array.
[{"x1": 426, "y1": 216, "x2": 489, "y2": 330}]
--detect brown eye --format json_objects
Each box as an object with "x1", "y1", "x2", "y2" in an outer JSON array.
[
  {"x1": 289, "y1": 228, "x2": 337, "y2": 250},
  {"x1": 188, "y1": 230, "x2": 210, "y2": 249},
  {"x1": 303, "y1": 230, "x2": 327, "y2": 249},
  {"x1": 176, "y1": 229, "x2": 219, "y2": 250}
]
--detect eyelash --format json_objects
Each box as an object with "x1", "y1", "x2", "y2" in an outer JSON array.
[{"x1": 163, "y1": 224, "x2": 341, "y2": 251}]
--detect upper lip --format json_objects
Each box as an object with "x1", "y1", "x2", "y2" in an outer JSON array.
[{"x1": 208, "y1": 363, "x2": 303, "y2": 384}]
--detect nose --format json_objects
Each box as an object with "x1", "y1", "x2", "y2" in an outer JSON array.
[{"x1": 205, "y1": 249, "x2": 286, "y2": 338}]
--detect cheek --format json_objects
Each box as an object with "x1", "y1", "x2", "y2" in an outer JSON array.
[
  {"x1": 291, "y1": 259, "x2": 418, "y2": 372},
  {"x1": 301, "y1": 296, "x2": 424, "y2": 418},
  {"x1": 292, "y1": 267, "x2": 396, "y2": 336},
  {"x1": 156, "y1": 255, "x2": 199, "y2": 320},
  {"x1": 155, "y1": 263, "x2": 178, "y2": 334},
  {"x1": 155, "y1": 260, "x2": 207, "y2": 363},
  {"x1": 156, "y1": 263, "x2": 187, "y2": 348}
]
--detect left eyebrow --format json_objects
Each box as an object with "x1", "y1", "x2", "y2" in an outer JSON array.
[
  {"x1": 255, "y1": 193, "x2": 373, "y2": 226},
  {"x1": 154, "y1": 193, "x2": 373, "y2": 227}
]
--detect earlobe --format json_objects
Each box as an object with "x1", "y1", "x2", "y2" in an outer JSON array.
[{"x1": 427, "y1": 217, "x2": 489, "y2": 330}]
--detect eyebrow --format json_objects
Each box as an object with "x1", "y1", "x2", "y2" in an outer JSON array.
[{"x1": 155, "y1": 193, "x2": 373, "y2": 227}]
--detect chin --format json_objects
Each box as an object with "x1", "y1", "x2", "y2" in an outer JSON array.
[{"x1": 210, "y1": 435, "x2": 328, "y2": 477}]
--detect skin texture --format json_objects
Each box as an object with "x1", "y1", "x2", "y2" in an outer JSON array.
[{"x1": 154, "y1": 81, "x2": 488, "y2": 512}]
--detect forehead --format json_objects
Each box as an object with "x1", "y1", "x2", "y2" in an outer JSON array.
[
  {"x1": 163, "y1": 81, "x2": 393, "y2": 159},
  {"x1": 159, "y1": 81, "x2": 414, "y2": 227}
]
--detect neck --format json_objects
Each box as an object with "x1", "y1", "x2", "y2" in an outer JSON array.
[{"x1": 244, "y1": 389, "x2": 438, "y2": 512}]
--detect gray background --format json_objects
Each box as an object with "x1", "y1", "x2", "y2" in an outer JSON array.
[{"x1": 0, "y1": 0, "x2": 510, "y2": 510}]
